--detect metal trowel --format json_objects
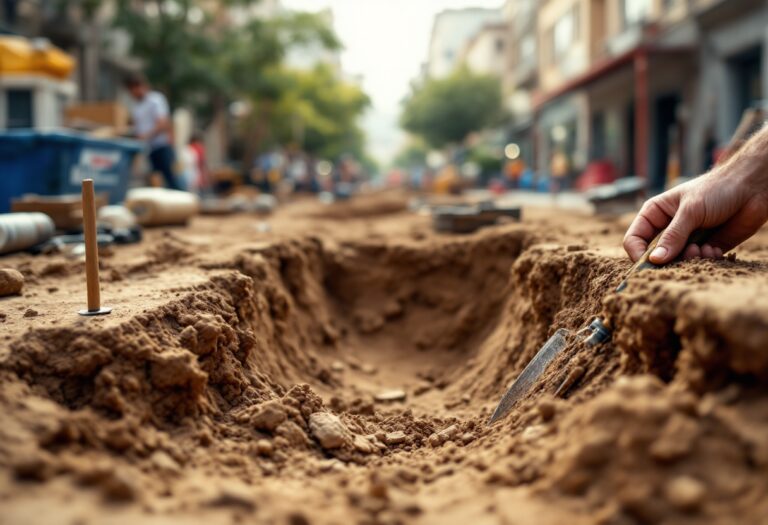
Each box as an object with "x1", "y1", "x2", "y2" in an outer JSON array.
[{"x1": 487, "y1": 229, "x2": 709, "y2": 425}]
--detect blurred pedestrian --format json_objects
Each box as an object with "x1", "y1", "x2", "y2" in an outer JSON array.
[
  {"x1": 124, "y1": 73, "x2": 180, "y2": 190},
  {"x1": 188, "y1": 132, "x2": 209, "y2": 193},
  {"x1": 550, "y1": 149, "x2": 569, "y2": 194}
]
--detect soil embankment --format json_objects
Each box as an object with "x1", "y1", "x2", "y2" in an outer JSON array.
[{"x1": 1, "y1": 194, "x2": 767, "y2": 524}]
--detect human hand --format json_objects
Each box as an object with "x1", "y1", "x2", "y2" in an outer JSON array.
[{"x1": 623, "y1": 166, "x2": 768, "y2": 263}]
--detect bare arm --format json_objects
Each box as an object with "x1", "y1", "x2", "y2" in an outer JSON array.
[
  {"x1": 624, "y1": 124, "x2": 768, "y2": 263},
  {"x1": 140, "y1": 116, "x2": 171, "y2": 141}
]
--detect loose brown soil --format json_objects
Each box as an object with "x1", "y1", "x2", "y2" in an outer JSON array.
[{"x1": 1, "y1": 191, "x2": 767, "y2": 525}]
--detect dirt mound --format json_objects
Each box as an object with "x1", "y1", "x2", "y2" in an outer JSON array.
[
  {"x1": 304, "y1": 191, "x2": 409, "y2": 220},
  {"x1": 1, "y1": 207, "x2": 768, "y2": 524}
]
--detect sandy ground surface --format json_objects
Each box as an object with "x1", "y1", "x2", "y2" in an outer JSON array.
[{"x1": 1, "y1": 191, "x2": 768, "y2": 525}]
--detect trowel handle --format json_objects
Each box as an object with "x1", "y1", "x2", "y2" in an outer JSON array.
[{"x1": 615, "y1": 229, "x2": 711, "y2": 293}]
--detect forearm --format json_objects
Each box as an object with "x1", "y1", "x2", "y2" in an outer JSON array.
[
  {"x1": 146, "y1": 118, "x2": 171, "y2": 139},
  {"x1": 715, "y1": 123, "x2": 768, "y2": 188}
]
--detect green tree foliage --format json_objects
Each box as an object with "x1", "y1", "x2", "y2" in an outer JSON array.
[
  {"x1": 261, "y1": 65, "x2": 370, "y2": 160},
  {"x1": 400, "y1": 68, "x2": 504, "y2": 148},
  {"x1": 111, "y1": 1, "x2": 372, "y2": 163},
  {"x1": 112, "y1": 1, "x2": 340, "y2": 118}
]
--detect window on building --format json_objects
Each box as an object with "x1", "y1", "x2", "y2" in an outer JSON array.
[
  {"x1": 552, "y1": 7, "x2": 577, "y2": 63},
  {"x1": 622, "y1": 0, "x2": 651, "y2": 28},
  {"x1": 496, "y1": 38, "x2": 504, "y2": 53},
  {"x1": 6, "y1": 89, "x2": 34, "y2": 129},
  {"x1": 662, "y1": 0, "x2": 679, "y2": 10},
  {"x1": 521, "y1": 34, "x2": 535, "y2": 64}
]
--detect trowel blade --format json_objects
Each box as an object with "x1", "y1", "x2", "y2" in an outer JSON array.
[{"x1": 487, "y1": 328, "x2": 570, "y2": 425}]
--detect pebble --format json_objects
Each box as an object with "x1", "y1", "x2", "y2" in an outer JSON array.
[
  {"x1": 101, "y1": 468, "x2": 139, "y2": 502},
  {"x1": 384, "y1": 431, "x2": 407, "y2": 446},
  {"x1": 12, "y1": 453, "x2": 52, "y2": 481},
  {"x1": 150, "y1": 450, "x2": 180, "y2": 474},
  {"x1": 374, "y1": 389, "x2": 407, "y2": 403},
  {"x1": 331, "y1": 361, "x2": 345, "y2": 372},
  {"x1": 308, "y1": 412, "x2": 349, "y2": 449},
  {"x1": 664, "y1": 475, "x2": 706, "y2": 512},
  {"x1": 438, "y1": 424, "x2": 459, "y2": 441},
  {"x1": 353, "y1": 435, "x2": 375, "y2": 454},
  {"x1": 413, "y1": 382, "x2": 432, "y2": 396},
  {"x1": 23, "y1": 308, "x2": 38, "y2": 318},
  {"x1": 538, "y1": 400, "x2": 557, "y2": 422},
  {"x1": 0, "y1": 269, "x2": 24, "y2": 297},
  {"x1": 207, "y1": 481, "x2": 256, "y2": 511},
  {"x1": 251, "y1": 401, "x2": 287, "y2": 432},
  {"x1": 256, "y1": 439, "x2": 274, "y2": 457}
]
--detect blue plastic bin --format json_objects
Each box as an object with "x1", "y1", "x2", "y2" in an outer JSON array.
[{"x1": 0, "y1": 130, "x2": 143, "y2": 212}]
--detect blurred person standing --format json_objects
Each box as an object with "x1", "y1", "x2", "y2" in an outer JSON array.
[
  {"x1": 188, "y1": 132, "x2": 209, "y2": 194},
  {"x1": 124, "y1": 73, "x2": 180, "y2": 190},
  {"x1": 550, "y1": 149, "x2": 569, "y2": 194}
]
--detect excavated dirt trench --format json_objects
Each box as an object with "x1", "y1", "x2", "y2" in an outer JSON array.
[{"x1": 1, "y1": 197, "x2": 768, "y2": 524}]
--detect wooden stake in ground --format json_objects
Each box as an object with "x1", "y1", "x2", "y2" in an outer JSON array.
[{"x1": 78, "y1": 179, "x2": 112, "y2": 316}]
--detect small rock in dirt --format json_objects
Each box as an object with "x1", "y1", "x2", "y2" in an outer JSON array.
[
  {"x1": 438, "y1": 424, "x2": 459, "y2": 441},
  {"x1": 429, "y1": 425, "x2": 459, "y2": 447},
  {"x1": 374, "y1": 389, "x2": 407, "y2": 403},
  {"x1": 331, "y1": 361, "x2": 345, "y2": 372},
  {"x1": 361, "y1": 363, "x2": 378, "y2": 375},
  {"x1": 318, "y1": 459, "x2": 345, "y2": 473},
  {"x1": 287, "y1": 512, "x2": 311, "y2": 525},
  {"x1": 353, "y1": 435, "x2": 375, "y2": 454},
  {"x1": 12, "y1": 453, "x2": 53, "y2": 481},
  {"x1": 384, "y1": 431, "x2": 408, "y2": 446},
  {"x1": 572, "y1": 432, "x2": 614, "y2": 467},
  {"x1": 0, "y1": 269, "x2": 24, "y2": 297},
  {"x1": 150, "y1": 450, "x2": 180, "y2": 474},
  {"x1": 368, "y1": 473, "x2": 389, "y2": 499},
  {"x1": 460, "y1": 433, "x2": 475, "y2": 445},
  {"x1": 207, "y1": 481, "x2": 256, "y2": 511},
  {"x1": 664, "y1": 475, "x2": 706, "y2": 512},
  {"x1": 309, "y1": 412, "x2": 349, "y2": 449},
  {"x1": 276, "y1": 421, "x2": 309, "y2": 447},
  {"x1": 649, "y1": 414, "x2": 699, "y2": 463},
  {"x1": 256, "y1": 439, "x2": 274, "y2": 457},
  {"x1": 101, "y1": 468, "x2": 139, "y2": 502},
  {"x1": 520, "y1": 425, "x2": 549, "y2": 443},
  {"x1": 251, "y1": 401, "x2": 287, "y2": 432},
  {"x1": 538, "y1": 400, "x2": 557, "y2": 422},
  {"x1": 413, "y1": 382, "x2": 432, "y2": 396},
  {"x1": 23, "y1": 308, "x2": 38, "y2": 318}
]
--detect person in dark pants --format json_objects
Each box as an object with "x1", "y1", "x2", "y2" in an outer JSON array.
[{"x1": 124, "y1": 73, "x2": 180, "y2": 190}]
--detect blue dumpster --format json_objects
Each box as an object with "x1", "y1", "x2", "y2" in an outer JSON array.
[{"x1": 0, "y1": 130, "x2": 143, "y2": 212}]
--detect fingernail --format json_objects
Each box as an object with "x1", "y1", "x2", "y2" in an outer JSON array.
[{"x1": 650, "y1": 246, "x2": 667, "y2": 262}]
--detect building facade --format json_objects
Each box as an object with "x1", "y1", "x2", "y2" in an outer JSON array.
[
  {"x1": 427, "y1": 8, "x2": 501, "y2": 79},
  {"x1": 504, "y1": 0, "x2": 768, "y2": 192}
]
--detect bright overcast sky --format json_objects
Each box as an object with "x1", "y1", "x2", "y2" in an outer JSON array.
[{"x1": 282, "y1": 0, "x2": 503, "y2": 164}]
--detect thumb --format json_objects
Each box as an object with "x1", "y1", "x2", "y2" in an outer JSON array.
[{"x1": 650, "y1": 207, "x2": 697, "y2": 264}]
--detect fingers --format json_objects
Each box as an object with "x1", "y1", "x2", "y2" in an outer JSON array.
[
  {"x1": 649, "y1": 204, "x2": 699, "y2": 264},
  {"x1": 623, "y1": 199, "x2": 675, "y2": 261},
  {"x1": 706, "y1": 196, "x2": 768, "y2": 253},
  {"x1": 682, "y1": 243, "x2": 723, "y2": 260},
  {"x1": 682, "y1": 244, "x2": 701, "y2": 260}
]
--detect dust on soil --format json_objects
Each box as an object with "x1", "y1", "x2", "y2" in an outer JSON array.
[{"x1": 1, "y1": 191, "x2": 767, "y2": 525}]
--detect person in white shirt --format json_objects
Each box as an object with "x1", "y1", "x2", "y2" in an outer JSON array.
[{"x1": 124, "y1": 73, "x2": 180, "y2": 190}]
